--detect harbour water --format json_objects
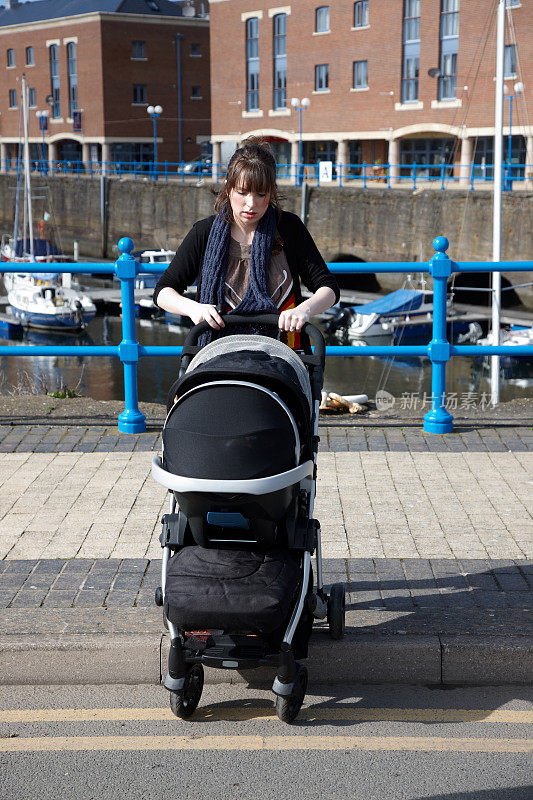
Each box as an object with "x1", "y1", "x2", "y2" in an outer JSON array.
[{"x1": 0, "y1": 315, "x2": 531, "y2": 408}]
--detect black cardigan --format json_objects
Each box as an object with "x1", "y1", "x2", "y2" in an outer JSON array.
[{"x1": 153, "y1": 210, "x2": 340, "y2": 308}]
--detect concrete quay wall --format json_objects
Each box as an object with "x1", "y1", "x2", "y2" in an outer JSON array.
[{"x1": 1, "y1": 175, "x2": 531, "y2": 306}]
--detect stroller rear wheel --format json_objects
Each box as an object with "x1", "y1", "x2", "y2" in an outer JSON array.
[
  {"x1": 169, "y1": 663, "x2": 204, "y2": 719},
  {"x1": 327, "y1": 583, "x2": 346, "y2": 640},
  {"x1": 275, "y1": 665, "x2": 308, "y2": 724}
]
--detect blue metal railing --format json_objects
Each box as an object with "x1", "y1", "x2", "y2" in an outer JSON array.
[
  {"x1": 0, "y1": 235, "x2": 531, "y2": 434},
  {"x1": 3, "y1": 159, "x2": 532, "y2": 191}
]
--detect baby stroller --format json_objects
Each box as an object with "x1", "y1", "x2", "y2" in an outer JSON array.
[{"x1": 152, "y1": 314, "x2": 345, "y2": 723}]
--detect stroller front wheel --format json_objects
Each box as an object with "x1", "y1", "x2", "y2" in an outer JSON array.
[
  {"x1": 169, "y1": 663, "x2": 204, "y2": 719},
  {"x1": 275, "y1": 665, "x2": 308, "y2": 724}
]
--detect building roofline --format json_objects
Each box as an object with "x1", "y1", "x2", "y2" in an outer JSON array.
[{"x1": 0, "y1": 10, "x2": 208, "y2": 33}]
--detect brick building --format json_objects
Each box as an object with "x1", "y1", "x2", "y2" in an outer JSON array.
[
  {"x1": 0, "y1": 0, "x2": 211, "y2": 168},
  {"x1": 209, "y1": 0, "x2": 533, "y2": 184}
]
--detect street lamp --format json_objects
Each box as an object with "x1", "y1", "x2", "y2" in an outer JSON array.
[
  {"x1": 290, "y1": 97, "x2": 310, "y2": 186},
  {"x1": 35, "y1": 109, "x2": 49, "y2": 174},
  {"x1": 503, "y1": 81, "x2": 523, "y2": 191},
  {"x1": 146, "y1": 104, "x2": 163, "y2": 179}
]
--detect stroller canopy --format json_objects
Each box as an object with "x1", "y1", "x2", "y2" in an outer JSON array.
[
  {"x1": 185, "y1": 335, "x2": 313, "y2": 411},
  {"x1": 163, "y1": 335, "x2": 313, "y2": 481}
]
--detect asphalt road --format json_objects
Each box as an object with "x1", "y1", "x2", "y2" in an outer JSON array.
[{"x1": 0, "y1": 683, "x2": 531, "y2": 800}]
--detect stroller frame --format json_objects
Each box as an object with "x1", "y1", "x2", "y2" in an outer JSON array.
[{"x1": 152, "y1": 315, "x2": 345, "y2": 723}]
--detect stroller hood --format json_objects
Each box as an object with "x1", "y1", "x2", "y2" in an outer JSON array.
[{"x1": 184, "y1": 335, "x2": 312, "y2": 411}]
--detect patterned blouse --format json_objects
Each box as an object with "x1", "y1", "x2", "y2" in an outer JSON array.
[{"x1": 224, "y1": 237, "x2": 301, "y2": 349}]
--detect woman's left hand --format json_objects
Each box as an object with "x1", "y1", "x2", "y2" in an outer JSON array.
[{"x1": 278, "y1": 304, "x2": 311, "y2": 332}]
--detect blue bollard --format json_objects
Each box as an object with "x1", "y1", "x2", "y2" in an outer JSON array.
[
  {"x1": 423, "y1": 236, "x2": 454, "y2": 434},
  {"x1": 115, "y1": 237, "x2": 146, "y2": 434}
]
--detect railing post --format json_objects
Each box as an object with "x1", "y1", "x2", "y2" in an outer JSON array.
[
  {"x1": 470, "y1": 161, "x2": 475, "y2": 191},
  {"x1": 440, "y1": 161, "x2": 445, "y2": 190},
  {"x1": 115, "y1": 237, "x2": 146, "y2": 434},
  {"x1": 363, "y1": 161, "x2": 367, "y2": 189},
  {"x1": 423, "y1": 236, "x2": 454, "y2": 434}
]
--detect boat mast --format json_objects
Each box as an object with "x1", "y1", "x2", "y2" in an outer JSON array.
[
  {"x1": 12, "y1": 104, "x2": 24, "y2": 260},
  {"x1": 22, "y1": 73, "x2": 34, "y2": 260},
  {"x1": 491, "y1": 0, "x2": 505, "y2": 405}
]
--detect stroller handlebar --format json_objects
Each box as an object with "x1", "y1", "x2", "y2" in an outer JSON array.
[{"x1": 184, "y1": 314, "x2": 326, "y2": 370}]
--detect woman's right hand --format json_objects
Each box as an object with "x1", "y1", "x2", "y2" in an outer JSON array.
[{"x1": 189, "y1": 303, "x2": 225, "y2": 330}]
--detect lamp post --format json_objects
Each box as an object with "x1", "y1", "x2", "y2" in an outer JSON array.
[
  {"x1": 290, "y1": 97, "x2": 310, "y2": 186},
  {"x1": 503, "y1": 81, "x2": 523, "y2": 191},
  {"x1": 146, "y1": 104, "x2": 163, "y2": 179},
  {"x1": 35, "y1": 109, "x2": 49, "y2": 174}
]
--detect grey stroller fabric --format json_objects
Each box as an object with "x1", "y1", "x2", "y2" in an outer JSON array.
[{"x1": 186, "y1": 334, "x2": 313, "y2": 410}]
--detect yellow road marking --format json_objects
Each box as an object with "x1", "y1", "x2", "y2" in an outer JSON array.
[
  {"x1": 0, "y1": 707, "x2": 532, "y2": 724},
  {"x1": 0, "y1": 735, "x2": 531, "y2": 753}
]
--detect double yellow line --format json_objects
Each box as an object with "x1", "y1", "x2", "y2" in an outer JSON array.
[
  {"x1": 0, "y1": 735, "x2": 531, "y2": 754},
  {"x1": 1, "y1": 706, "x2": 532, "y2": 724},
  {"x1": 0, "y1": 706, "x2": 531, "y2": 753}
]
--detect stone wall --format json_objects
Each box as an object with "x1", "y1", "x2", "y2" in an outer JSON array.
[{"x1": 1, "y1": 175, "x2": 531, "y2": 306}]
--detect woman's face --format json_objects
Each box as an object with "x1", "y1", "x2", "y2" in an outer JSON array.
[{"x1": 228, "y1": 177, "x2": 271, "y2": 229}]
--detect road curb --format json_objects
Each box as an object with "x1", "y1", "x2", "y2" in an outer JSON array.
[{"x1": 1, "y1": 632, "x2": 532, "y2": 687}]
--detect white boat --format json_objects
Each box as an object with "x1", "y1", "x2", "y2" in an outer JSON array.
[
  {"x1": 4, "y1": 270, "x2": 96, "y2": 331},
  {"x1": 479, "y1": 325, "x2": 533, "y2": 366},
  {"x1": 326, "y1": 287, "x2": 472, "y2": 341},
  {"x1": 133, "y1": 248, "x2": 174, "y2": 290},
  {"x1": 1, "y1": 75, "x2": 96, "y2": 331}
]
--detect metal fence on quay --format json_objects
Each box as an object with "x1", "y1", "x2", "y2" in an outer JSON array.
[
  {"x1": 3, "y1": 159, "x2": 532, "y2": 191},
  {"x1": 0, "y1": 235, "x2": 531, "y2": 435}
]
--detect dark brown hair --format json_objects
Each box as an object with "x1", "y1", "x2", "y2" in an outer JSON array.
[{"x1": 214, "y1": 136, "x2": 282, "y2": 223}]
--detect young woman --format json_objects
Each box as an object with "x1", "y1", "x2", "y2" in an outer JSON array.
[{"x1": 153, "y1": 137, "x2": 339, "y2": 348}]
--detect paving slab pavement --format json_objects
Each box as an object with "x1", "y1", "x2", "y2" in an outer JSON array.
[{"x1": 0, "y1": 396, "x2": 531, "y2": 687}]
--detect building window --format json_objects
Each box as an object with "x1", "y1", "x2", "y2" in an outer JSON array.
[
  {"x1": 403, "y1": 0, "x2": 420, "y2": 42},
  {"x1": 504, "y1": 44, "x2": 517, "y2": 76},
  {"x1": 28, "y1": 88, "x2": 36, "y2": 107},
  {"x1": 132, "y1": 40, "x2": 146, "y2": 59},
  {"x1": 9, "y1": 89, "x2": 16, "y2": 108},
  {"x1": 67, "y1": 42, "x2": 78, "y2": 118},
  {"x1": 7, "y1": 48, "x2": 14, "y2": 67},
  {"x1": 273, "y1": 12, "x2": 287, "y2": 109},
  {"x1": 133, "y1": 83, "x2": 147, "y2": 104},
  {"x1": 191, "y1": 85, "x2": 201, "y2": 98},
  {"x1": 440, "y1": 0, "x2": 459, "y2": 37},
  {"x1": 401, "y1": 0, "x2": 420, "y2": 102},
  {"x1": 402, "y1": 56, "x2": 419, "y2": 101},
  {"x1": 26, "y1": 47, "x2": 34, "y2": 66},
  {"x1": 354, "y1": 1, "x2": 369, "y2": 28},
  {"x1": 246, "y1": 17, "x2": 259, "y2": 111},
  {"x1": 439, "y1": 0, "x2": 459, "y2": 100},
  {"x1": 190, "y1": 43, "x2": 200, "y2": 56},
  {"x1": 49, "y1": 44, "x2": 60, "y2": 118},
  {"x1": 353, "y1": 60, "x2": 368, "y2": 89},
  {"x1": 315, "y1": 6, "x2": 330, "y2": 33},
  {"x1": 400, "y1": 137, "x2": 455, "y2": 178},
  {"x1": 315, "y1": 63, "x2": 329, "y2": 92}
]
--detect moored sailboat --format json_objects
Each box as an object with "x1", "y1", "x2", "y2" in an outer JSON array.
[{"x1": 1, "y1": 74, "x2": 95, "y2": 331}]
